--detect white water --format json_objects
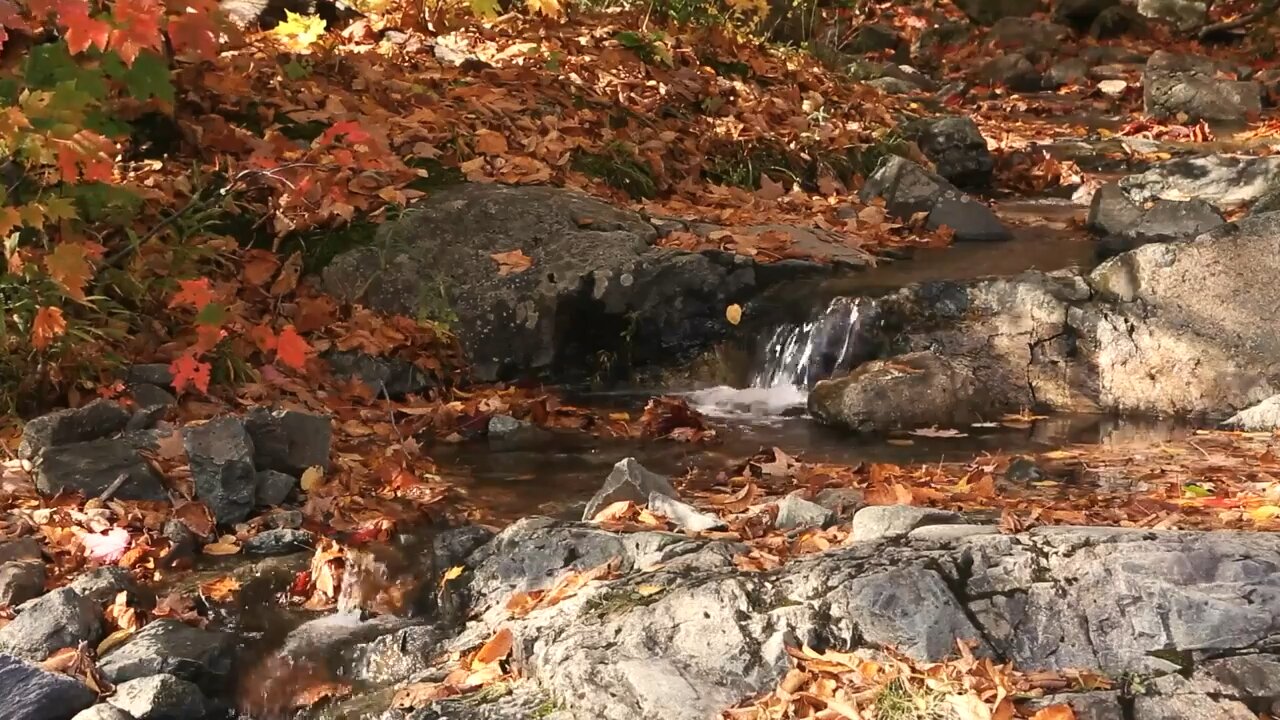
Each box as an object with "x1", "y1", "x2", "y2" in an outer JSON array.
[{"x1": 688, "y1": 297, "x2": 872, "y2": 420}]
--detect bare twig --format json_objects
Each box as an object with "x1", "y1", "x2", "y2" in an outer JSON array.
[
  {"x1": 1197, "y1": 0, "x2": 1280, "y2": 38},
  {"x1": 98, "y1": 472, "x2": 130, "y2": 502}
]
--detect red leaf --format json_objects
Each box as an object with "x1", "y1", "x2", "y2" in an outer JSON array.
[
  {"x1": 31, "y1": 306, "x2": 67, "y2": 350},
  {"x1": 108, "y1": 0, "x2": 164, "y2": 65},
  {"x1": 57, "y1": 0, "x2": 110, "y2": 54},
  {"x1": 165, "y1": 0, "x2": 220, "y2": 60},
  {"x1": 170, "y1": 352, "x2": 212, "y2": 394},
  {"x1": 321, "y1": 120, "x2": 372, "y2": 146},
  {"x1": 169, "y1": 278, "x2": 215, "y2": 310},
  {"x1": 276, "y1": 325, "x2": 309, "y2": 371},
  {"x1": 249, "y1": 323, "x2": 278, "y2": 353}
]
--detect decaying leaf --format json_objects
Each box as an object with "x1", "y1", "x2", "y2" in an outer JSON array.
[{"x1": 490, "y1": 249, "x2": 533, "y2": 276}]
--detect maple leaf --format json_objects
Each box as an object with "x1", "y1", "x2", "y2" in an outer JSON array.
[
  {"x1": 57, "y1": 0, "x2": 111, "y2": 54},
  {"x1": 31, "y1": 306, "x2": 67, "y2": 350},
  {"x1": 474, "y1": 130, "x2": 509, "y2": 155},
  {"x1": 82, "y1": 527, "x2": 132, "y2": 563},
  {"x1": 166, "y1": 10, "x2": 220, "y2": 60},
  {"x1": 169, "y1": 277, "x2": 215, "y2": 309},
  {"x1": 109, "y1": 0, "x2": 164, "y2": 65},
  {"x1": 276, "y1": 325, "x2": 310, "y2": 371},
  {"x1": 321, "y1": 120, "x2": 372, "y2": 146},
  {"x1": 525, "y1": 0, "x2": 563, "y2": 17},
  {"x1": 249, "y1": 322, "x2": 278, "y2": 353},
  {"x1": 270, "y1": 11, "x2": 327, "y2": 51},
  {"x1": 491, "y1": 249, "x2": 532, "y2": 276},
  {"x1": 45, "y1": 243, "x2": 94, "y2": 302},
  {"x1": 170, "y1": 352, "x2": 212, "y2": 394}
]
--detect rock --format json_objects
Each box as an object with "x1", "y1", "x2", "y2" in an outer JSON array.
[
  {"x1": 859, "y1": 156, "x2": 1011, "y2": 241},
  {"x1": 774, "y1": 494, "x2": 836, "y2": 530},
  {"x1": 1223, "y1": 395, "x2": 1280, "y2": 431},
  {"x1": 1004, "y1": 456, "x2": 1045, "y2": 483},
  {"x1": 348, "y1": 624, "x2": 447, "y2": 685},
  {"x1": 254, "y1": 469, "x2": 297, "y2": 507},
  {"x1": 648, "y1": 493, "x2": 726, "y2": 533},
  {"x1": 434, "y1": 525, "x2": 496, "y2": 569},
  {"x1": 978, "y1": 53, "x2": 1043, "y2": 92},
  {"x1": 0, "y1": 561, "x2": 45, "y2": 607},
  {"x1": 851, "y1": 505, "x2": 962, "y2": 542},
  {"x1": 128, "y1": 384, "x2": 175, "y2": 412},
  {"x1": 808, "y1": 352, "x2": 980, "y2": 431},
  {"x1": 1133, "y1": 693, "x2": 1255, "y2": 719},
  {"x1": 866, "y1": 76, "x2": 919, "y2": 95},
  {"x1": 987, "y1": 17, "x2": 1070, "y2": 50},
  {"x1": 123, "y1": 364, "x2": 173, "y2": 388},
  {"x1": 72, "y1": 706, "x2": 136, "y2": 720},
  {"x1": 485, "y1": 414, "x2": 551, "y2": 449},
  {"x1": 845, "y1": 24, "x2": 900, "y2": 55},
  {"x1": 847, "y1": 61, "x2": 937, "y2": 92},
  {"x1": 952, "y1": 0, "x2": 1041, "y2": 25},
  {"x1": 244, "y1": 528, "x2": 315, "y2": 555},
  {"x1": 910, "y1": 116, "x2": 994, "y2": 190},
  {"x1": 324, "y1": 184, "x2": 798, "y2": 382},
  {"x1": 0, "y1": 652, "x2": 97, "y2": 720},
  {"x1": 1190, "y1": 654, "x2": 1280, "y2": 699},
  {"x1": 0, "y1": 588, "x2": 103, "y2": 662},
  {"x1": 159, "y1": 520, "x2": 197, "y2": 568},
  {"x1": 98, "y1": 619, "x2": 235, "y2": 691},
  {"x1": 1089, "y1": 4, "x2": 1144, "y2": 37},
  {"x1": 1253, "y1": 185, "x2": 1280, "y2": 216},
  {"x1": 67, "y1": 567, "x2": 139, "y2": 605},
  {"x1": 911, "y1": 21, "x2": 972, "y2": 65},
  {"x1": 581, "y1": 458, "x2": 678, "y2": 521},
  {"x1": 183, "y1": 417, "x2": 256, "y2": 525},
  {"x1": 0, "y1": 539, "x2": 41, "y2": 564},
  {"x1": 34, "y1": 439, "x2": 167, "y2": 501},
  {"x1": 19, "y1": 399, "x2": 132, "y2": 460},
  {"x1": 811, "y1": 488, "x2": 866, "y2": 519},
  {"x1": 1052, "y1": 0, "x2": 1118, "y2": 29},
  {"x1": 1127, "y1": 199, "x2": 1225, "y2": 239},
  {"x1": 1045, "y1": 57, "x2": 1090, "y2": 88},
  {"x1": 1119, "y1": 155, "x2": 1280, "y2": 210},
  {"x1": 108, "y1": 675, "x2": 206, "y2": 720},
  {"x1": 1136, "y1": 0, "x2": 1206, "y2": 30},
  {"x1": 243, "y1": 408, "x2": 332, "y2": 476},
  {"x1": 1143, "y1": 51, "x2": 1262, "y2": 122},
  {"x1": 323, "y1": 349, "x2": 433, "y2": 399}
]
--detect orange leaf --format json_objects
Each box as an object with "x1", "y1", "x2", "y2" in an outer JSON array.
[
  {"x1": 44, "y1": 242, "x2": 94, "y2": 302},
  {"x1": 57, "y1": 0, "x2": 110, "y2": 54},
  {"x1": 31, "y1": 306, "x2": 67, "y2": 350},
  {"x1": 249, "y1": 323, "x2": 278, "y2": 353},
  {"x1": 169, "y1": 277, "x2": 215, "y2": 310},
  {"x1": 107, "y1": 0, "x2": 163, "y2": 64},
  {"x1": 1031, "y1": 707, "x2": 1077, "y2": 720},
  {"x1": 276, "y1": 325, "x2": 310, "y2": 371},
  {"x1": 471, "y1": 627, "x2": 513, "y2": 669},
  {"x1": 490, "y1": 249, "x2": 532, "y2": 276},
  {"x1": 198, "y1": 576, "x2": 242, "y2": 603},
  {"x1": 475, "y1": 130, "x2": 509, "y2": 155},
  {"x1": 170, "y1": 352, "x2": 212, "y2": 394},
  {"x1": 167, "y1": 9, "x2": 220, "y2": 60},
  {"x1": 241, "y1": 249, "x2": 282, "y2": 286}
]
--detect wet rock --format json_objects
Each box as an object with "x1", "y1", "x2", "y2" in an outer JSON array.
[
  {"x1": 324, "y1": 184, "x2": 792, "y2": 382},
  {"x1": 35, "y1": 439, "x2": 167, "y2": 501},
  {"x1": 774, "y1": 494, "x2": 836, "y2": 530},
  {"x1": 434, "y1": 525, "x2": 495, "y2": 568},
  {"x1": 978, "y1": 52, "x2": 1043, "y2": 92},
  {"x1": 851, "y1": 505, "x2": 962, "y2": 542},
  {"x1": 811, "y1": 488, "x2": 866, "y2": 519},
  {"x1": 0, "y1": 652, "x2": 97, "y2": 720},
  {"x1": 952, "y1": 0, "x2": 1040, "y2": 26},
  {"x1": 859, "y1": 156, "x2": 1011, "y2": 241},
  {"x1": 910, "y1": 116, "x2": 993, "y2": 189},
  {"x1": 0, "y1": 561, "x2": 45, "y2": 607},
  {"x1": 254, "y1": 469, "x2": 297, "y2": 507},
  {"x1": 1118, "y1": 154, "x2": 1280, "y2": 210},
  {"x1": 1024, "y1": 691, "x2": 1125, "y2": 720},
  {"x1": 19, "y1": 399, "x2": 131, "y2": 460},
  {"x1": 72, "y1": 706, "x2": 135, "y2": 720},
  {"x1": 1045, "y1": 57, "x2": 1090, "y2": 88},
  {"x1": 98, "y1": 619, "x2": 235, "y2": 691},
  {"x1": 1004, "y1": 456, "x2": 1045, "y2": 483},
  {"x1": 183, "y1": 417, "x2": 256, "y2": 525},
  {"x1": 808, "y1": 351, "x2": 981, "y2": 432},
  {"x1": 1223, "y1": 395, "x2": 1280, "y2": 431},
  {"x1": 847, "y1": 61, "x2": 936, "y2": 92},
  {"x1": 244, "y1": 408, "x2": 332, "y2": 476},
  {"x1": 581, "y1": 458, "x2": 678, "y2": 521},
  {"x1": 68, "y1": 566, "x2": 139, "y2": 605},
  {"x1": 0, "y1": 588, "x2": 103, "y2": 662},
  {"x1": 1136, "y1": 0, "x2": 1206, "y2": 30},
  {"x1": 1143, "y1": 51, "x2": 1262, "y2": 122},
  {"x1": 988, "y1": 17, "x2": 1070, "y2": 50},
  {"x1": 844, "y1": 23, "x2": 900, "y2": 55},
  {"x1": 108, "y1": 674, "x2": 206, "y2": 720},
  {"x1": 348, "y1": 624, "x2": 447, "y2": 685},
  {"x1": 323, "y1": 349, "x2": 433, "y2": 399},
  {"x1": 159, "y1": 520, "x2": 198, "y2": 568},
  {"x1": 1098, "y1": 198, "x2": 1226, "y2": 257},
  {"x1": 648, "y1": 493, "x2": 726, "y2": 532},
  {"x1": 400, "y1": 680, "x2": 565, "y2": 720},
  {"x1": 486, "y1": 414, "x2": 551, "y2": 449},
  {"x1": 1052, "y1": 0, "x2": 1118, "y2": 30},
  {"x1": 244, "y1": 528, "x2": 315, "y2": 555}
]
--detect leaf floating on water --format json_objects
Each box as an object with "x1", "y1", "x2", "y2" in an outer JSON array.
[
  {"x1": 725, "y1": 304, "x2": 743, "y2": 325},
  {"x1": 909, "y1": 427, "x2": 968, "y2": 438}
]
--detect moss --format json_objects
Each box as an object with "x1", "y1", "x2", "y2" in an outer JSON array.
[
  {"x1": 531, "y1": 699, "x2": 562, "y2": 718},
  {"x1": 572, "y1": 144, "x2": 658, "y2": 200},
  {"x1": 584, "y1": 586, "x2": 666, "y2": 617}
]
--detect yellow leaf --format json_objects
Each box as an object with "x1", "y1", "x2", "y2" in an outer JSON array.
[
  {"x1": 268, "y1": 11, "x2": 327, "y2": 51},
  {"x1": 725, "y1": 304, "x2": 743, "y2": 325},
  {"x1": 635, "y1": 584, "x2": 664, "y2": 597},
  {"x1": 300, "y1": 465, "x2": 325, "y2": 491},
  {"x1": 202, "y1": 541, "x2": 241, "y2": 556},
  {"x1": 948, "y1": 692, "x2": 993, "y2": 720},
  {"x1": 524, "y1": 0, "x2": 562, "y2": 17},
  {"x1": 96, "y1": 628, "x2": 134, "y2": 656},
  {"x1": 1249, "y1": 505, "x2": 1280, "y2": 522},
  {"x1": 440, "y1": 565, "x2": 465, "y2": 587}
]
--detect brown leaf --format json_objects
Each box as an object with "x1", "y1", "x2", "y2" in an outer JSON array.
[
  {"x1": 490, "y1": 249, "x2": 533, "y2": 276},
  {"x1": 471, "y1": 627, "x2": 514, "y2": 669}
]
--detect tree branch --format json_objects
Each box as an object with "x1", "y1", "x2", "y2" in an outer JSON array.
[{"x1": 1197, "y1": 0, "x2": 1280, "y2": 38}]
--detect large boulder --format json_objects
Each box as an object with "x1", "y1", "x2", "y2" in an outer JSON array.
[
  {"x1": 1143, "y1": 51, "x2": 1263, "y2": 123},
  {"x1": 34, "y1": 439, "x2": 167, "y2": 501},
  {"x1": 808, "y1": 351, "x2": 982, "y2": 431},
  {"x1": 98, "y1": 619, "x2": 235, "y2": 692},
  {"x1": 183, "y1": 417, "x2": 256, "y2": 525},
  {"x1": 0, "y1": 653, "x2": 97, "y2": 720},
  {"x1": 859, "y1": 156, "x2": 1011, "y2": 241},
  {"x1": 1119, "y1": 154, "x2": 1280, "y2": 210},
  {"x1": 0, "y1": 588, "x2": 103, "y2": 662},
  {"x1": 1096, "y1": 198, "x2": 1225, "y2": 257},
  {"x1": 18, "y1": 399, "x2": 130, "y2": 460},
  {"x1": 908, "y1": 116, "x2": 994, "y2": 190},
  {"x1": 323, "y1": 184, "x2": 812, "y2": 382},
  {"x1": 952, "y1": 0, "x2": 1041, "y2": 25},
  {"x1": 1136, "y1": 0, "x2": 1206, "y2": 30}
]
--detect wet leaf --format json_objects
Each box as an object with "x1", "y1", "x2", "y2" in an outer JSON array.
[
  {"x1": 471, "y1": 627, "x2": 513, "y2": 668},
  {"x1": 490, "y1": 249, "x2": 533, "y2": 276},
  {"x1": 725, "y1": 304, "x2": 742, "y2": 325}
]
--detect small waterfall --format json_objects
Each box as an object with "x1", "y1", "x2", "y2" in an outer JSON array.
[{"x1": 687, "y1": 296, "x2": 876, "y2": 419}]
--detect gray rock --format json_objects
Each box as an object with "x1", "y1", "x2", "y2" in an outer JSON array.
[
  {"x1": 183, "y1": 417, "x2": 256, "y2": 524},
  {"x1": 485, "y1": 414, "x2": 550, "y2": 449},
  {"x1": 434, "y1": 525, "x2": 496, "y2": 569},
  {"x1": 243, "y1": 408, "x2": 332, "y2": 476},
  {"x1": 72, "y1": 706, "x2": 136, "y2": 720},
  {"x1": 911, "y1": 116, "x2": 994, "y2": 189},
  {"x1": 34, "y1": 439, "x2": 166, "y2": 501},
  {"x1": 774, "y1": 494, "x2": 836, "y2": 531},
  {"x1": 254, "y1": 469, "x2": 297, "y2": 507},
  {"x1": 0, "y1": 652, "x2": 96, "y2": 720},
  {"x1": 1119, "y1": 154, "x2": 1280, "y2": 210},
  {"x1": 1088, "y1": 183, "x2": 1145, "y2": 234},
  {"x1": 0, "y1": 539, "x2": 41, "y2": 564},
  {"x1": 648, "y1": 493, "x2": 726, "y2": 533},
  {"x1": 811, "y1": 488, "x2": 866, "y2": 519},
  {"x1": 244, "y1": 528, "x2": 315, "y2": 555},
  {"x1": 1136, "y1": 0, "x2": 1207, "y2": 30},
  {"x1": 952, "y1": 0, "x2": 1041, "y2": 25},
  {"x1": 323, "y1": 349, "x2": 433, "y2": 399},
  {"x1": 844, "y1": 23, "x2": 900, "y2": 55},
  {"x1": 582, "y1": 458, "x2": 678, "y2": 521},
  {"x1": 108, "y1": 675, "x2": 205, "y2": 720},
  {"x1": 1089, "y1": 4, "x2": 1144, "y2": 36},
  {"x1": 866, "y1": 76, "x2": 919, "y2": 95},
  {"x1": 911, "y1": 21, "x2": 972, "y2": 65},
  {"x1": 129, "y1": 384, "x2": 175, "y2": 412},
  {"x1": 123, "y1": 364, "x2": 173, "y2": 388},
  {"x1": 0, "y1": 588, "x2": 103, "y2": 662},
  {"x1": 1224, "y1": 395, "x2": 1280, "y2": 431},
  {"x1": 987, "y1": 17, "x2": 1070, "y2": 49},
  {"x1": 67, "y1": 566, "x2": 139, "y2": 605},
  {"x1": 1144, "y1": 61, "x2": 1262, "y2": 123},
  {"x1": 348, "y1": 624, "x2": 446, "y2": 685},
  {"x1": 1133, "y1": 693, "x2": 1255, "y2": 719},
  {"x1": 0, "y1": 561, "x2": 45, "y2": 607},
  {"x1": 98, "y1": 619, "x2": 235, "y2": 691},
  {"x1": 859, "y1": 156, "x2": 1011, "y2": 241},
  {"x1": 851, "y1": 505, "x2": 962, "y2": 542},
  {"x1": 323, "y1": 184, "x2": 797, "y2": 382},
  {"x1": 1190, "y1": 654, "x2": 1280, "y2": 699},
  {"x1": 19, "y1": 399, "x2": 131, "y2": 460},
  {"x1": 1127, "y1": 198, "x2": 1224, "y2": 239},
  {"x1": 978, "y1": 53, "x2": 1043, "y2": 92},
  {"x1": 1045, "y1": 57, "x2": 1090, "y2": 87},
  {"x1": 808, "y1": 351, "x2": 981, "y2": 431},
  {"x1": 1004, "y1": 456, "x2": 1045, "y2": 483}
]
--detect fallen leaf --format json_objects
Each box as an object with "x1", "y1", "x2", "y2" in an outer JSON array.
[
  {"x1": 300, "y1": 465, "x2": 326, "y2": 491},
  {"x1": 82, "y1": 527, "x2": 131, "y2": 563},
  {"x1": 471, "y1": 627, "x2": 514, "y2": 668},
  {"x1": 1031, "y1": 706, "x2": 1077, "y2": 720},
  {"x1": 199, "y1": 576, "x2": 243, "y2": 603},
  {"x1": 490, "y1": 249, "x2": 533, "y2": 276},
  {"x1": 725, "y1": 304, "x2": 742, "y2": 325},
  {"x1": 203, "y1": 541, "x2": 241, "y2": 556}
]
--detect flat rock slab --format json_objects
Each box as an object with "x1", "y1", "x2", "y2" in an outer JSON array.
[
  {"x1": 35, "y1": 439, "x2": 166, "y2": 501},
  {"x1": 98, "y1": 619, "x2": 235, "y2": 692},
  {"x1": 19, "y1": 399, "x2": 130, "y2": 460},
  {"x1": 1119, "y1": 155, "x2": 1280, "y2": 210}
]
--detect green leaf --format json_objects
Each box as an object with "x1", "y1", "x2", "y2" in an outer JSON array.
[
  {"x1": 116, "y1": 52, "x2": 175, "y2": 104},
  {"x1": 282, "y1": 59, "x2": 310, "y2": 80},
  {"x1": 1184, "y1": 483, "x2": 1213, "y2": 498},
  {"x1": 25, "y1": 42, "x2": 108, "y2": 100},
  {"x1": 195, "y1": 302, "x2": 228, "y2": 326},
  {"x1": 42, "y1": 197, "x2": 79, "y2": 222},
  {"x1": 615, "y1": 31, "x2": 646, "y2": 48},
  {"x1": 469, "y1": 0, "x2": 501, "y2": 16}
]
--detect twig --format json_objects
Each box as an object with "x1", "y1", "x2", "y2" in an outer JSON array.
[
  {"x1": 1188, "y1": 439, "x2": 1213, "y2": 460},
  {"x1": 98, "y1": 472, "x2": 130, "y2": 502},
  {"x1": 1197, "y1": 0, "x2": 1280, "y2": 38}
]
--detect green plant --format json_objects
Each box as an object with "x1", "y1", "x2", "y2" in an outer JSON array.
[{"x1": 572, "y1": 142, "x2": 658, "y2": 199}]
